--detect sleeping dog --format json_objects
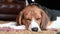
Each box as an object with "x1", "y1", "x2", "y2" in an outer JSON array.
[{"x1": 16, "y1": 3, "x2": 51, "y2": 32}]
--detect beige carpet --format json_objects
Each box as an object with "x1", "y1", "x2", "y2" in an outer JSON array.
[
  {"x1": 0, "y1": 21, "x2": 57, "y2": 34},
  {"x1": 0, "y1": 30, "x2": 56, "y2": 34},
  {"x1": 0, "y1": 21, "x2": 15, "y2": 24}
]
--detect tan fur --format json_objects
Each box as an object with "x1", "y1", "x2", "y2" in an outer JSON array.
[{"x1": 16, "y1": 4, "x2": 51, "y2": 30}]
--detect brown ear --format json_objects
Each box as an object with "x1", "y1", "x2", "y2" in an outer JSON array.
[
  {"x1": 41, "y1": 11, "x2": 51, "y2": 30},
  {"x1": 16, "y1": 11, "x2": 23, "y2": 25}
]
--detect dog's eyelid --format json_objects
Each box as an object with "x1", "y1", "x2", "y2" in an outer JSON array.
[
  {"x1": 36, "y1": 18, "x2": 41, "y2": 20},
  {"x1": 26, "y1": 19, "x2": 31, "y2": 21}
]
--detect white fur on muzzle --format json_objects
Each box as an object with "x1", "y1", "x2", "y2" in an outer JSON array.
[{"x1": 29, "y1": 18, "x2": 41, "y2": 32}]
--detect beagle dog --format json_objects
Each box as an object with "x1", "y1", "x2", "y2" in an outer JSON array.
[{"x1": 16, "y1": 3, "x2": 51, "y2": 32}]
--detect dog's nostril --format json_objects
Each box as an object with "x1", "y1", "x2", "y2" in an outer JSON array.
[{"x1": 31, "y1": 27, "x2": 38, "y2": 32}]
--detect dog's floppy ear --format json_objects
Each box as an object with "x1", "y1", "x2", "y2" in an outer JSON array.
[
  {"x1": 16, "y1": 11, "x2": 24, "y2": 25},
  {"x1": 41, "y1": 11, "x2": 51, "y2": 30}
]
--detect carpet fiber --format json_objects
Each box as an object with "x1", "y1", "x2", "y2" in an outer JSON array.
[{"x1": 0, "y1": 30, "x2": 56, "y2": 34}]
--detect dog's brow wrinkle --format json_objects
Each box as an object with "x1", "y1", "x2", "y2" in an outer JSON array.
[{"x1": 30, "y1": 8, "x2": 34, "y2": 12}]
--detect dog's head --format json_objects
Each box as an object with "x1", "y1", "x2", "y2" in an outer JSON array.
[{"x1": 16, "y1": 3, "x2": 51, "y2": 32}]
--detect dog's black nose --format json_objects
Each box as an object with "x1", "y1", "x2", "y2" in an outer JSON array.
[{"x1": 31, "y1": 27, "x2": 38, "y2": 32}]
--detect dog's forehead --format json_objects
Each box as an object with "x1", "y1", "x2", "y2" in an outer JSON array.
[{"x1": 23, "y1": 5, "x2": 42, "y2": 15}]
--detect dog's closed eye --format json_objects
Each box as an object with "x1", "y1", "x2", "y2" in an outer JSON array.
[
  {"x1": 36, "y1": 18, "x2": 41, "y2": 20},
  {"x1": 26, "y1": 19, "x2": 31, "y2": 21}
]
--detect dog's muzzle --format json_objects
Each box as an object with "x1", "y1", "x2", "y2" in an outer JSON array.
[{"x1": 29, "y1": 18, "x2": 41, "y2": 32}]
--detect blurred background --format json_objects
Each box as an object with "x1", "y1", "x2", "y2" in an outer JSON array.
[
  {"x1": 28, "y1": 0, "x2": 60, "y2": 10},
  {"x1": 0, "y1": 0, "x2": 60, "y2": 21}
]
